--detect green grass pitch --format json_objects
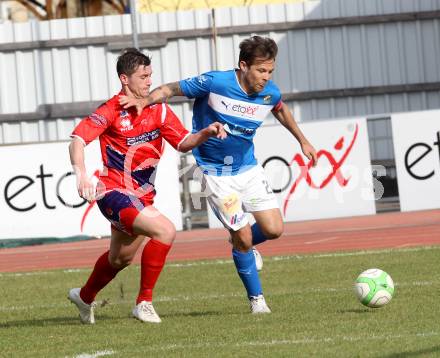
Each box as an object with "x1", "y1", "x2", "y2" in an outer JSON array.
[{"x1": 1, "y1": 246, "x2": 439, "y2": 357}]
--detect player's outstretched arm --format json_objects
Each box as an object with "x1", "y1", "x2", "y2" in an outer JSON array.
[
  {"x1": 69, "y1": 137, "x2": 95, "y2": 202},
  {"x1": 119, "y1": 82, "x2": 184, "y2": 115},
  {"x1": 178, "y1": 122, "x2": 227, "y2": 153},
  {"x1": 272, "y1": 102, "x2": 318, "y2": 166}
]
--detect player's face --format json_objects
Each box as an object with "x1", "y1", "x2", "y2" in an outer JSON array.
[
  {"x1": 126, "y1": 65, "x2": 153, "y2": 98},
  {"x1": 240, "y1": 58, "x2": 275, "y2": 94}
]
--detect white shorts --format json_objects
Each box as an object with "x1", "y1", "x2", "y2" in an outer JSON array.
[{"x1": 202, "y1": 164, "x2": 279, "y2": 231}]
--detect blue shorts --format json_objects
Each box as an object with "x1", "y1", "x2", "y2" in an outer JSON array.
[{"x1": 97, "y1": 190, "x2": 147, "y2": 236}]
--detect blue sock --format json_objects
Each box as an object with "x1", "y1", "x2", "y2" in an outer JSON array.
[
  {"x1": 232, "y1": 248, "x2": 262, "y2": 298},
  {"x1": 251, "y1": 223, "x2": 268, "y2": 246}
]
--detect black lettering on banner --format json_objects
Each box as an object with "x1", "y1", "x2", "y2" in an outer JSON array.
[
  {"x1": 262, "y1": 156, "x2": 292, "y2": 193},
  {"x1": 36, "y1": 164, "x2": 56, "y2": 209},
  {"x1": 434, "y1": 131, "x2": 440, "y2": 161},
  {"x1": 404, "y1": 131, "x2": 440, "y2": 180},
  {"x1": 405, "y1": 143, "x2": 434, "y2": 180},
  {"x1": 4, "y1": 175, "x2": 36, "y2": 212},
  {"x1": 56, "y1": 172, "x2": 87, "y2": 208}
]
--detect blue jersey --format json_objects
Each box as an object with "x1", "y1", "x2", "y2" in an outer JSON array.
[{"x1": 179, "y1": 70, "x2": 282, "y2": 176}]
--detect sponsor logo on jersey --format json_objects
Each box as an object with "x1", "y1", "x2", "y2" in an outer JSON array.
[
  {"x1": 263, "y1": 95, "x2": 272, "y2": 104},
  {"x1": 220, "y1": 100, "x2": 258, "y2": 116},
  {"x1": 223, "y1": 123, "x2": 255, "y2": 136},
  {"x1": 197, "y1": 75, "x2": 208, "y2": 85},
  {"x1": 126, "y1": 129, "x2": 160, "y2": 146},
  {"x1": 208, "y1": 93, "x2": 272, "y2": 121},
  {"x1": 120, "y1": 117, "x2": 133, "y2": 132},
  {"x1": 89, "y1": 113, "x2": 107, "y2": 126}
]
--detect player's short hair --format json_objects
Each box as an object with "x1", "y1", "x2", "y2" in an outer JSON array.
[
  {"x1": 238, "y1": 36, "x2": 278, "y2": 67},
  {"x1": 117, "y1": 48, "x2": 151, "y2": 76}
]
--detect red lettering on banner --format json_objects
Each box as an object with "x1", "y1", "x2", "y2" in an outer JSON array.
[{"x1": 282, "y1": 124, "x2": 359, "y2": 216}]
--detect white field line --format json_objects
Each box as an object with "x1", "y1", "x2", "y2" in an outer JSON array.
[
  {"x1": 305, "y1": 236, "x2": 339, "y2": 244},
  {"x1": 394, "y1": 243, "x2": 418, "y2": 248},
  {"x1": 283, "y1": 221, "x2": 440, "y2": 237},
  {"x1": 136, "y1": 331, "x2": 440, "y2": 352},
  {"x1": 271, "y1": 245, "x2": 440, "y2": 261},
  {"x1": 0, "y1": 280, "x2": 438, "y2": 312},
  {"x1": 0, "y1": 271, "x2": 54, "y2": 277},
  {"x1": 70, "y1": 350, "x2": 115, "y2": 358},
  {"x1": 1, "y1": 245, "x2": 439, "y2": 278},
  {"x1": 168, "y1": 221, "x2": 440, "y2": 244},
  {"x1": 168, "y1": 245, "x2": 440, "y2": 267}
]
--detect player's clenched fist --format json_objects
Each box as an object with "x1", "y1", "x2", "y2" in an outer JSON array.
[
  {"x1": 178, "y1": 122, "x2": 227, "y2": 152},
  {"x1": 207, "y1": 122, "x2": 227, "y2": 139}
]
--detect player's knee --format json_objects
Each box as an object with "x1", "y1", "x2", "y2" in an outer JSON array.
[
  {"x1": 155, "y1": 224, "x2": 176, "y2": 244},
  {"x1": 231, "y1": 230, "x2": 253, "y2": 251},
  {"x1": 264, "y1": 222, "x2": 284, "y2": 240},
  {"x1": 109, "y1": 254, "x2": 134, "y2": 268},
  {"x1": 234, "y1": 240, "x2": 253, "y2": 252}
]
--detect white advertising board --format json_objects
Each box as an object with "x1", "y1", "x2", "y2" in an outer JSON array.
[
  {"x1": 0, "y1": 141, "x2": 182, "y2": 240},
  {"x1": 208, "y1": 118, "x2": 376, "y2": 228},
  {"x1": 391, "y1": 110, "x2": 440, "y2": 211}
]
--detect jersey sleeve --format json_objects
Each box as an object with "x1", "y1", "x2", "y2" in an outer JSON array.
[
  {"x1": 159, "y1": 104, "x2": 190, "y2": 150},
  {"x1": 273, "y1": 100, "x2": 283, "y2": 112},
  {"x1": 270, "y1": 84, "x2": 283, "y2": 112},
  {"x1": 71, "y1": 103, "x2": 113, "y2": 145},
  {"x1": 179, "y1": 72, "x2": 214, "y2": 99}
]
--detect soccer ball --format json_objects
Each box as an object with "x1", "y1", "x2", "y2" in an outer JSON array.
[{"x1": 354, "y1": 268, "x2": 394, "y2": 308}]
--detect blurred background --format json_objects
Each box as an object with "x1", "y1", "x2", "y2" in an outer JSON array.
[{"x1": 1, "y1": 0, "x2": 298, "y2": 20}]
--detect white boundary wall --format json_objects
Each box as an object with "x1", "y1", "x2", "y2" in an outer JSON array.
[
  {"x1": 0, "y1": 140, "x2": 182, "y2": 239},
  {"x1": 391, "y1": 109, "x2": 440, "y2": 212}
]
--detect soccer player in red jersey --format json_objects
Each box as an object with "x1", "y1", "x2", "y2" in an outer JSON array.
[{"x1": 68, "y1": 48, "x2": 226, "y2": 324}]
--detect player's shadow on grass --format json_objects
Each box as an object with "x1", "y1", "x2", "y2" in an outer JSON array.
[
  {"x1": 161, "y1": 310, "x2": 226, "y2": 318},
  {"x1": 0, "y1": 314, "x2": 115, "y2": 328},
  {"x1": 337, "y1": 308, "x2": 373, "y2": 314},
  {"x1": 382, "y1": 345, "x2": 440, "y2": 357}
]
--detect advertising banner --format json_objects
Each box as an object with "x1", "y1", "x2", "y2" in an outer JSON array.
[
  {"x1": 391, "y1": 110, "x2": 440, "y2": 211},
  {"x1": 0, "y1": 141, "x2": 182, "y2": 240},
  {"x1": 208, "y1": 118, "x2": 376, "y2": 228}
]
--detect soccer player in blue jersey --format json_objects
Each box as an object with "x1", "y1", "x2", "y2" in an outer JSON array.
[{"x1": 120, "y1": 36, "x2": 317, "y2": 313}]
